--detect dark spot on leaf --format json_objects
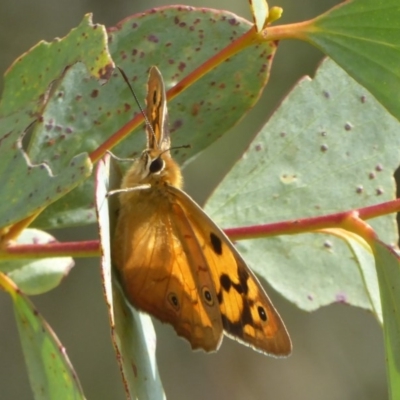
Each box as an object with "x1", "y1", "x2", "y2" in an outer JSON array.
[
  {"x1": 344, "y1": 122, "x2": 353, "y2": 131},
  {"x1": 147, "y1": 34, "x2": 159, "y2": 43},
  {"x1": 191, "y1": 103, "x2": 200, "y2": 116},
  {"x1": 178, "y1": 62, "x2": 186, "y2": 72},
  {"x1": 171, "y1": 119, "x2": 183, "y2": 132}
]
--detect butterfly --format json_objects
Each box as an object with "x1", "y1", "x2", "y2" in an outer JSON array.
[{"x1": 112, "y1": 66, "x2": 291, "y2": 356}]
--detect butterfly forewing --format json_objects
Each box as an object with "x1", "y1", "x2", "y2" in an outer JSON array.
[
  {"x1": 167, "y1": 186, "x2": 292, "y2": 356},
  {"x1": 146, "y1": 67, "x2": 170, "y2": 151}
]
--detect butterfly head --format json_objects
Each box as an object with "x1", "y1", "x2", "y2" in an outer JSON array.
[{"x1": 129, "y1": 147, "x2": 182, "y2": 188}]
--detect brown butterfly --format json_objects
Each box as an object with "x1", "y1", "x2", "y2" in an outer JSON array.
[{"x1": 112, "y1": 66, "x2": 291, "y2": 356}]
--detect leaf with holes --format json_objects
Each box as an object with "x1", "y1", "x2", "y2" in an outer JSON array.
[
  {"x1": 0, "y1": 14, "x2": 113, "y2": 231},
  {"x1": 31, "y1": 5, "x2": 276, "y2": 229}
]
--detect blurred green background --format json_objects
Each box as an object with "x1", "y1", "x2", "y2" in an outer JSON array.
[{"x1": 0, "y1": 0, "x2": 387, "y2": 399}]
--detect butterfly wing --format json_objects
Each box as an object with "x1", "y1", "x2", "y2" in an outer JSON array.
[
  {"x1": 113, "y1": 194, "x2": 224, "y2": 352},
  {"x1": 146, "y1": 66, "x2": 170, "y2": 151},
  {"x1": 168, "y1": 186, "x2": 292, "y2": 356}
]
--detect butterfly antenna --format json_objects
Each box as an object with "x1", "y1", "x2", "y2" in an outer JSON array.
[
  {"x1": 117, "y1": 66, "x2": 156, "y2": 139},
  {"x1": 158, "y1": 144, "x2": 191, "y2": 158}
]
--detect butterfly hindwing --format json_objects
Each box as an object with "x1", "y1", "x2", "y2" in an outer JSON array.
[{"x1": 113, "y1": 194, "x2": 223, "y2": 352}]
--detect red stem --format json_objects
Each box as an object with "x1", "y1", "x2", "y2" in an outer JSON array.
[
  {"x1": 1, "y1": 240, "x2": 100, "y2": 259},
  {"x1": 225, "y1": 198, "x2": 400, "y2": 241},
  {"x1": 3, "y1": 199, "x2": 399, "y2": 259}
]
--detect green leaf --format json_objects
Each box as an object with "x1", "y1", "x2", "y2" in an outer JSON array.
[
  {"x1": 0, "y1": 14, "x2": 113, "y2": 230},
  {"x1": 304, "y1": 0, "x2": 400, "y2": 120},
  {"x1": 1, "y1": 14, "x2": 112, "y2": 116},
  {"x1": 31, "y1": 6, "x2": 275, "y2": 229},
  {"x1": 0, "y1": 274, "x2": 85, "y2": 400},
  {"x1": 373, "y1": 240, "x2": 400, "y2": 399},
  {"x1": 0, "y1": 146, "x2": 92, "y2": 230},
  {"x1": 95, "y1": 154, "x2": 165, "y2": 399},
  {"x1": 0, "y1": 229, "x2": 74, "y2": 295},
  {"x1": 205, "y1": 58, "x2": 400, "y2": 312}
]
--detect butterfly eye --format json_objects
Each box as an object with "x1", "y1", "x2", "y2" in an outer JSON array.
[
  {"x1": 257, "y1": 305, "x2": 268, "y2": 322},
  {"x1": 149, "y1": 156, "x2": 164, "y2": 173},
  {"x1": 202, "y1": 286, "x2": 214, "y2": 306},
  {"x1": 167, "y1": 292, "x2": 180, "y2": 311}
]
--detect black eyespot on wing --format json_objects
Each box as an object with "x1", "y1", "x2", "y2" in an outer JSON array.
[
  {"x1": 210, "y1": 232, "x2": 222, "y2": 255},
  {"x1": 149, "y1": 157, "x2": 164, "y2": 173},
  {"x1": 257, "y1": 305, "x2": 268, "y2": 322},
  {"x1": 167, "y1": 292, "x2": 180, "y2": 311},
  {"x1": 202, "y1": 287, "x2": 214, "y2": 306}
]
